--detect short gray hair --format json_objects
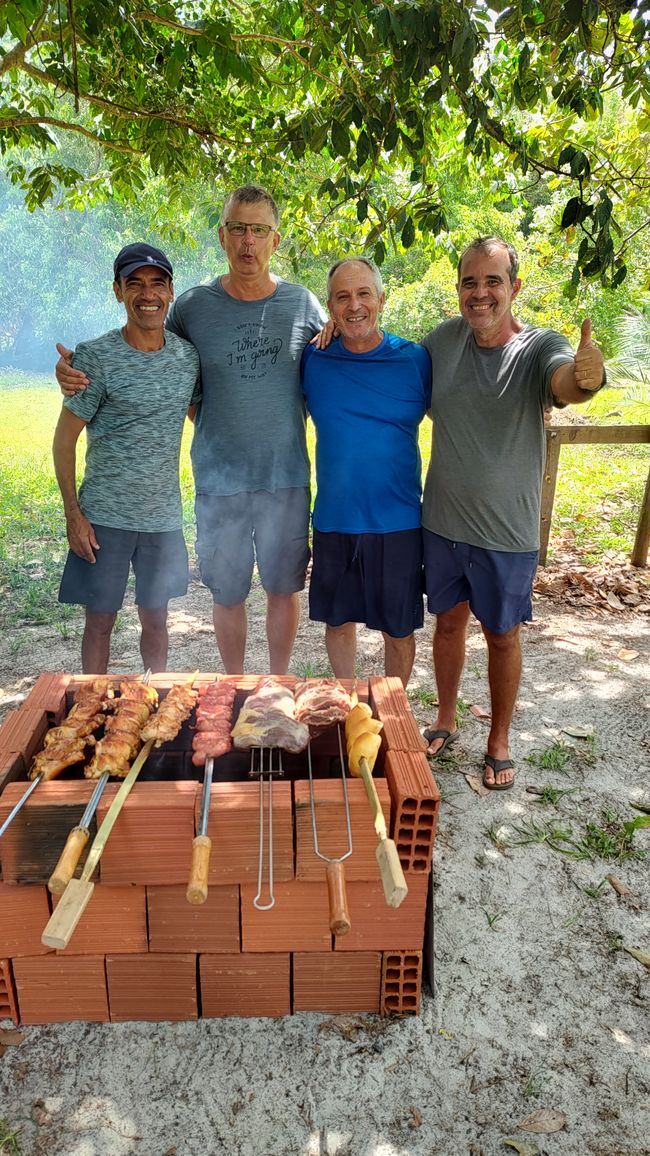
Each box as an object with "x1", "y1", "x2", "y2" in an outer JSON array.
[
  {"x1": 458, "y1": 237, "x2": 519, "y2": 285},
  {"x1": 327, "y1": 257, "x2": 384, "y2": 301},
  {"x1": 221, "y1": 184, "x2": 280, "y2": 228}
]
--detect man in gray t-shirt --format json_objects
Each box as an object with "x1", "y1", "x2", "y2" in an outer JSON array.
[
  {"x1": 53, "y1": 243, "x2": 200, "y2": 673},
  {"x1": 421, "y1": 237, "x2": 605, "y2": 791},
  {"x1": 58, "y1": 185, "x2": 326, "y2": 676}
]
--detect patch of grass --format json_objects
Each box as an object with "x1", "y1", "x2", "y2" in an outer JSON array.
[
  {"x1": 511, "y1": 809, "x2": 647, "y2": 862},
  {"x1": 0, "y1": 1120, "x2": 21, "y2": 1154},
  {"x1": 292, "y1": 660, "x2": 332, "y2": 679},
  {"x1": 580, "y1": 879, "x2": 609, "y2": 900},
  {"x1": 523, "y1": 1067, "x2": 547, "y2": 1098},
  {"x1": 532, "y1": 784, "x2": 578, "y2": 806},
  {"x1": 407, "y1": 687, "x2": 438, "y2": 709},
  {"x1": 525, "y1": 739, "x2": 594, "y2": 775},
  {"x1": 484, "y1": 823, "x2": 510, "y2": 852},
  {"x1": 456, "y1": 697, "x2": 470, "y2": 726},
  {"x1": 483, "y1": 909, "x2": 503, "y2": 930}
]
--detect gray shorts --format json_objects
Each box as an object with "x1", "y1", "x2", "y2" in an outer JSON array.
[
  {"x1": 59, "y1": 524, "x2": 188, "y2": 613},
  {"x1": 195, "y1": 488, "x2": 310, "y2": 605}
]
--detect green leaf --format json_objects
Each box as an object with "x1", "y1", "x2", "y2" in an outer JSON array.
[
  {"x1": 401, "y1": 216, "x2": 416, "y2": 249},
  {"x1": 356, "y1": 197, "x2": 368, "y2": 223},
  {"x1": 330, "y1": 120, "x2": 349, "y2": 158}
]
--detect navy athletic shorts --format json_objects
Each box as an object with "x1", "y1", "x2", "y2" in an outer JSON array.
[
  {"x1": 423, "y1": 529, "x2": 538, "y2": 634},
  {"x1": 195, "y1": 487, "x2": 310, "y2": 605},
  {"x1": 58, "y1": 524, "x2": 188, "y2": 613},
  {"x1": 309, "y1": 528, "x2": 425, "y2": 639}
]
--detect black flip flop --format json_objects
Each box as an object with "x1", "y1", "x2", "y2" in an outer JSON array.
[
  {"x1": 483, "y1": 754, "x2": 515, "y2": 791},
  {"x1": 422, "y1": 727, "x2": 460, "y2": 757}
]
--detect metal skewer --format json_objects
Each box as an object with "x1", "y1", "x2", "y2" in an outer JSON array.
[
  {"x1": 186, "y1": 756, "x2": 214, "y2": 904},
  {"x1": 0, "y1": 775, "x2": 41, "y2": 840},
  {"x1": 252, "y1": 747, "x2": 283, "y2": 911},
  {"x1": 307, "y1": 728, "x2": 353, "y2": 936}
]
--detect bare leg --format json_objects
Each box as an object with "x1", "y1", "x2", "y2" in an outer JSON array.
[
  {"x1": 266, "y1": 592, "x2": 300, "y2": 675},
  {"x1": 82, "y1": 610, "x2": 117, "y2": 674},
  {"x1": 481, "y1": 623, "x2": 521, "y2": 786},
  {"x1": 382, "y1": 632, "x2": 416, "y2": 687},
  {"x1": 213, "y1": 601, "x2": 247, "y2": 674},
  {"x1": 138, "y1": 605, "x2": 169, "y2": 673},
  {"x1": 427, "y1": 602, "x2": 470, "y2": 754},
  {"x1": 325, "y1": 622, "x2": 357, "y2": 679}
]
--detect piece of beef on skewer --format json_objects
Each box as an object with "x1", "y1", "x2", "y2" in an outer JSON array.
[
  {"x1": 231, "y1": 677, "x2": 309, "y2": 753},
  {"x1": 191, "y1": 679, "x2": 237, "y2": 766},
  {"x1": 294, "y1": 679, "x2": 352, "y2": 732}
]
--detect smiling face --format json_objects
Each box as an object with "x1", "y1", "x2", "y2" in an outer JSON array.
[
  {"x1": 327, "y1": 260, "x2": 385, "y2": 352},
  {"x1": 113, "y1": 266, "x2": 173, "y2": 334},
  {"x1": 218, "y1": 198, "x2": 280, "y2": 280},
  {"x1": 457, "y1": 243, "x2": 521, "y2": 347}
]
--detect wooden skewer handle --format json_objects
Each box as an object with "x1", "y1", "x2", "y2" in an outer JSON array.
[
  {"x1": 186, "y1": 835, "x2": 212, "y2": 905},
  {"x1": 41, "y1": 878, "x2": 95, "y2": 949},
  {"x1": 359, "y1": 758, "x2": 388, "y2": 839},
  {"x1": 376, "y1": 838, "x2": 408, "y2": 908},
  {"x1": 326, "y1": 860, "x2": 351, "y2": 937},
  {"x1": 48, "y1": 827, "x2": 89, "y2": 895}
]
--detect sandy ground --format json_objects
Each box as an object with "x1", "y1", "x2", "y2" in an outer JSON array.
[{"x1": 0, "y1": 575, "x2": 649, "y2": 1156}]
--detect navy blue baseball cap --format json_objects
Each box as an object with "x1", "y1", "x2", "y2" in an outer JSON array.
[{"x1": 113, "y1": 243, "x2": 173, "y2": 281}]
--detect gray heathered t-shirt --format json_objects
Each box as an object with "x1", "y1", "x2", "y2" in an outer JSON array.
[
  {"x1": 166, "y1": 277, "x2": 326, "y2": 496},
  {"x1": 422, "y1": 317, "x2": 573, "y2": 552},
  {"x1": 64, "y1": 328, "x2": 200, "y2": 533}
]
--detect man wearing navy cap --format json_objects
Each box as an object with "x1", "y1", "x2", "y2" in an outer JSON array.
[{"x1": 52, "y1": 244, "x2": 201, "y2": 673}]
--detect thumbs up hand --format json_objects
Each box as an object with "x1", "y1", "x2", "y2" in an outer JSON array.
[{"x1": 574, "y1": 317, "x2": 605, "y2": 392}]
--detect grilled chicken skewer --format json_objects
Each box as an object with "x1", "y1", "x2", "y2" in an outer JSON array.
[
  {"x1": 0, "y1": 680, "x2": 113, "y2": 841},
  {"x1": 141, "y1": 672, "x2": 198, "y2": 745}
]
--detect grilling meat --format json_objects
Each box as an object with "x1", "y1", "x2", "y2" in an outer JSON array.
[
  {"x1": 191, "y1": 680, "x2": 237, "y2": 766},
  {"x1": 31, "y1": 736, "x2": 93, "y2": 781},
  {"x1": 294, "y1": 679, "x2": 352, "y2": 731},
  {"x1": 73, "y1": 678, "x2": 115, "y2": 706},
  {"x1": 85, "y1": 680, "x2": 158, "y2": 779},
  {"x1": 141, "y1": 681, "x2": 198, "y2": 745},
  {"x1": 231, "y1": 678, "x2": 309, "y2": 754},
  {"x1": 28, "y1": 682, "x2": 109, "y2": 780}
]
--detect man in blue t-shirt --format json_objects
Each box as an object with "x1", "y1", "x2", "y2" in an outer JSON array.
[{"x1": 302, "y1": 258, "x2": 431, "y2": 686}]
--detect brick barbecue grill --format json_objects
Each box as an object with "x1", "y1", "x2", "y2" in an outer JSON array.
[{"x1": 0, "y1": 673, "x2": 440, "y2": 1024}]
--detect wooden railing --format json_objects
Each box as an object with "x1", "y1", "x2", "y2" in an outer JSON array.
[{"x1": 540, "y1": 425, "x2": 650, "y2": 568}]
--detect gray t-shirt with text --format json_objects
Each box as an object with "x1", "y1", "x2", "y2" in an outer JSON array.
[
  {"x1": 422, "y1": 317, "x2": 573, "y2": 552},
  {"x1": 167, "y1": 277, "x2": 326, "y2": 496},
  {"x1": 64, "y1": 328, "x2": 200, "y2": 533}
]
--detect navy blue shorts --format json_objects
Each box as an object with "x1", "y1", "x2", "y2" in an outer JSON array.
[
  {"x1": 59, "y1": 524, "x2": 188, "y2": 614},
  {"x1": 423, "y1": 530, "x2": 538, "y2": 634},
  {"x1": 309, "y1": 529, "x2": 425, "y2": 638},
  {"x1": 195, "y1": 488, "x2": 310, "y2": 605}
]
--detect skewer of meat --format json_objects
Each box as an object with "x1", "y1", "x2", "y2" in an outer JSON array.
[
  {"x1": 231, "y1": 678, "x2": 309, "y2": 753},
  {"x1": 294, "y1": 678, "x2": 352, "y2": 731},
  {"x1": 0, "y1": 680, "x2": 113, "y2": 841},
  {"x1": 191, "y1": 679, "x2": 237, "y2": 766},
  {"x1": 141, "y1": 672, "x2": 199, "y2": 746},
  {"x1": 85, "y1": 680, "x2": 158, "y2": 780}
]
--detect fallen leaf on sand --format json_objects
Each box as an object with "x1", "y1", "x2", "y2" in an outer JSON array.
[
  {"x1": 617, "y1": 648, "x2": 639, "y2": 661},
  {"x1": 318, "y1": 1015, "x2": 363, "y2": 1041},
  {"x1": 470, "y1": 704, "x2": 491, "y2": 719},
  {"x1": 408, "y1": 1105, "x2": 423, "y2": 1128},
  {"x1": 561, "y1": 724, "x2": 593, "y2": 739},
  {"x1": 518, "y1": 1107, "x2": 567, "y2": 1133},
  {"x1": 465, "y1": 773, "x2": 490, "y2": 797},
  {"x1": 0, "y1": 1029, "x2": 24, "y2": 1046},
  {"x1": 504, "y1": 1140, "x2": 541, "y2": 1155},
  {"x1": 623, "y1": 947, "x2": 650, "y2": 969}
]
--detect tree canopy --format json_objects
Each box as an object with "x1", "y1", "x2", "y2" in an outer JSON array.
[{"x1": 2, "y1": 1, "x2": 649, "y2": 286}]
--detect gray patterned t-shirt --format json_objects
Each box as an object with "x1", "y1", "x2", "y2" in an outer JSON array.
[{"x1": 64, "y1": 328, "x2": 200, "y2": 532}]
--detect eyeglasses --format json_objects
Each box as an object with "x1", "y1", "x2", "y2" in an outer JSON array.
[{"x1": 224, "y1": 221, "x2": 276, "y2": 237}]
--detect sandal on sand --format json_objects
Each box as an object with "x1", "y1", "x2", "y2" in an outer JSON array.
[
  {"x1": 483, "y1": 754, "x2": 515, "y2": 791},
  {"x1": 422, "y1": 727, "x2": 460, "y2": 758}
]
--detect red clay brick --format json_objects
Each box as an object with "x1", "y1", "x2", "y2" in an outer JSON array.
[
  {"x1": 147, "y1": 885, "x2": 240, "y2": 953},
  {"x1": 23, "y1": 673, "x2": 71, "y2": 720},
  {"x1": 200, "y1": 781, "x2": 293, "y2": 886},
  {"x1": 334, "y1": 874, "x2": 428, "y2": 952},
  {"x1": 107, "y1": 953, "x2": 197, "y2": 1022},
  {"x1": 0, "y1": 751, "x2": 26, "y2": 800},
  {"x1": 0, "y1": 709, "x2": 49, "y2": 766},
  {"x1": 293, "y1": 951, "x2": 381, "y2": 1013},
  {"x1": 97, "y1": 781, "x2": 197, "y2": 884},
  {"x1": 369, "y1": 676, "x2": 427, "y2": 753},
  {"x1": 381, "y1": 950, "x2": 423, "y2": 1016},
  {"x1": 295, "y1": 778, "x2": 391, "y2": 882},
  {"x1": 384, "y1": 750, "x2": 441, "y2": 872},
  {"x1": 12, "y1": 956, "x2": 109, "y2": 1023},
  {"x1": 241, "y1": 880, "x2": 332, "y2": 952},
  {"x1": 0, "y1": 883, "x2": 52, "y2": 957},
  {"x1": 200, "y1": 952, "x2": 290, "y2": 1018},
  {"x1": 0, "y1": 780, "x2": 100, "y2": 885},
  {"x1": 53, "y1": 885, "x2": 147, "y2": 955},
  {"x1": 0, "y1": 958, "x2": 19, "y2": 1025}
]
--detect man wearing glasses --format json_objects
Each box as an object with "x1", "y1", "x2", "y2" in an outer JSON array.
[{"x1": 57, "y1": 185, "x2": 325, "y2": 674}]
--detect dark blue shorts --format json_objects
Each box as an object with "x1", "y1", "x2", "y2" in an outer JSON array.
[
  {"x1": 195, "y1": 488, "x2": 310, "y2": 605},
  {"x1": 59, "y1": 524, "x2": 188, "y2": 614},
  {"x1": 309, "y1": 529, "x2": 425, "y2": 638},
  {"x1": 423, "y1": 530, "x2": 538, "y2": 634}
]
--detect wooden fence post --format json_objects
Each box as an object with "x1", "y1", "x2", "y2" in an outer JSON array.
[
  {"x1": 631, "y1": 461, "x2": 650, "y2": 569},
  {"x1": 539, "y1": 430, "x2": 561, "y2": 567}
]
